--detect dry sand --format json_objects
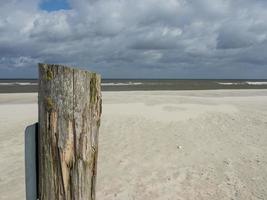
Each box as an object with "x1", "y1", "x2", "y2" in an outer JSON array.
[{"x1": 0, "y1": 90, "x2": 267, "y2": 200}]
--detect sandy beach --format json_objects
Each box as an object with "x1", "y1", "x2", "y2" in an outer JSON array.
[{"x1": 0, "y1": 90, "x2": 267, "y2": 200}]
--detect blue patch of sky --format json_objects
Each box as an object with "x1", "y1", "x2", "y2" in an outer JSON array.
[{"x1": 39, "y1": 0, "x2": 71, "y2": 12}]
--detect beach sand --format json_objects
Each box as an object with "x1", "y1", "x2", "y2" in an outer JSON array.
[{"x1": 0, "y1": 90, "x2": 267, "y2": 200}]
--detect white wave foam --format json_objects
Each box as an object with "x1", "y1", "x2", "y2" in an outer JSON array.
[
  {"x1": 217, "y1": 81, "x2": 267, "y2": 86},
  {"x1": 101, "y1": 82, "x2": 143, "y2": 86},
  {"x1": 217, "y1": 82, "x2": 241, "y2": 85},
  {"x1": 245, "y1": 81, "x2": 267, "y2": 85},
  {"x1": 0, "y1": 82, "x2": 38, "y2": 86}
]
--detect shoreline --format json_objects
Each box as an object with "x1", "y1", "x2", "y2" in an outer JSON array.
[
  {"x1": 1, "y1": 87, "x2": 267, "y2": 93},
  {"x1": 1, "y1": 88, "x2": 267, "y2": 93}
]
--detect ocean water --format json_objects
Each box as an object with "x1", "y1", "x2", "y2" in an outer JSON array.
[{"x1": 0, "y1": 79, "x2": 267, "y2": 93}]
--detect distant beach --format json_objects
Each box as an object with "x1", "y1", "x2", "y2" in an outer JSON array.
[{"x1": 1, "y1": 79, "x2": 267, "y2": 93}]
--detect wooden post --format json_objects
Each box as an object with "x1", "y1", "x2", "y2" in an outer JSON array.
[{"x1": 38, "y1": 63, "x2": 102, "y2": 200}]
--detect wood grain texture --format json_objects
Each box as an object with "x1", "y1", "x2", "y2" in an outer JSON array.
[{"x1": 38, "y1": 64, "x2": 101, "y2": 200}]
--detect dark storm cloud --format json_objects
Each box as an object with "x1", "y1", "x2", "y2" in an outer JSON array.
[{"x1": 0, "y1": 0, "x2": 267, "y2": 78}]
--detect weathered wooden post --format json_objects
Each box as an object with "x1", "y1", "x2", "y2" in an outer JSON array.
[{"x1": 38, "y1": 63, "x2": 102, "y2": 200}]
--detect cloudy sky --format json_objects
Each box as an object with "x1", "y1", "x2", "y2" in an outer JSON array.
[{"x1": 0, "y1": 0, "x2": 267, "y2": 78}]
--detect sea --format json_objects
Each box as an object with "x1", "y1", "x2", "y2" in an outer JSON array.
[{"x1": 0, "y1": 79, "x2": 267, "y2": 93}]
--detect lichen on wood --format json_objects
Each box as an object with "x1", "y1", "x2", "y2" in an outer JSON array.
[
  {"x1": 46, "y1": 68, "x2": 53, "y2": 80},
  {"x1": 90, "y1": 73, "x2": 99, "y2": 105},
  {"x1": 45, "y1": 97, "x2": 53, "y2": 112}
]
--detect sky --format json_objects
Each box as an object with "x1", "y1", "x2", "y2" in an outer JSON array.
[{"x1": 0, "y1": 0, "x2": 267, "y2": 79}]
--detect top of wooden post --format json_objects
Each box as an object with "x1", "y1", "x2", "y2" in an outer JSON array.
[{"x1": 38, "y1": 63, "x2": 101, "y2": 79}]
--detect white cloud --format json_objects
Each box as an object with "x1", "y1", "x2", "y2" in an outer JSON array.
[{"x1": 0, "y1": 0, "x2": 267, "y2": 78}]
